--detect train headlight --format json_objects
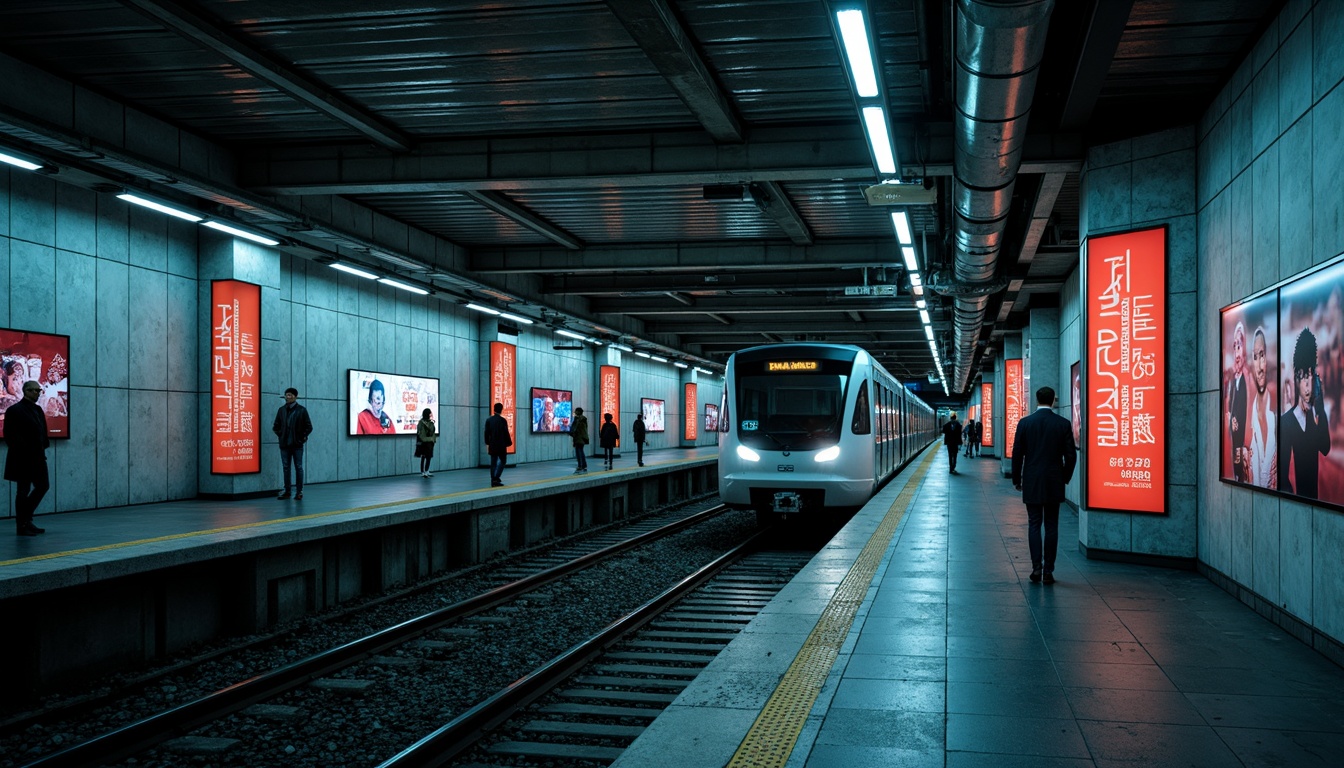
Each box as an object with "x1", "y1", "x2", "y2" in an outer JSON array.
[
  {"x1": 814, "y1": 445, "x2": 841, "y2": 462},
  {"x1": 736, "y1": 445, "x2": 761, "y2": 462}
]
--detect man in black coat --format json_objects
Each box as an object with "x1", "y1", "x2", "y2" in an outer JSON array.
[
  {"x1": 4, "y1": 380, "x2": 50, "y2": 535},
  {"x1": 484, "y1": 402, "x2": 512, "y2": 486},
  {"x1": 632, "y1": 413, "x2": 647, "y2": 466},
  {"x1": 1011, "y1": 386, "x2": 1077, "y2": 584},
  {"x1": 272, "y1": 387, "x2": 314, "y2": 500},
  {"x1": 941, "y1": 413, "x2": 963, "y2": 474}
]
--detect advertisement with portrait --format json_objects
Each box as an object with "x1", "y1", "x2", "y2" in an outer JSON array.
[
  {"x1": 684, "y1": 383, "x2": 698, "y2": 441},
  {"x1": 704, "y1": 403, "x2": 719, "y2": 433},
  {"x1": 209, "y1": 281, "x2": 260, "y2": 472},
  {"x1": 531, "y1": 387, "x2": 574, "y2": 433},
  {"x1": 1071, "y1": 361, "x2": 1082, "y2": 448},
  {"x1": 490, "y1": 341, "x2": 516, "y2": 454},
  {"x1": 641, "y1": 398, "x2": 666, "y2": 432},
  {"x1": 1219, "y1": 291, "x2": 1278, "y2": 490},
  {"x1": 1277, "y1": 259, "x2": 1344, "y2": 507},
  {"x1": 348, "y1": 370, "x2": 439, "y2": 436},
  {"x1": 0, "y1": 328, "x2": 70, "y2": 439}
]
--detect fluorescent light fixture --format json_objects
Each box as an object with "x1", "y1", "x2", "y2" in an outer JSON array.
[
  {"x1": 925, "y1": 326, "x2": 934, "y2": 340},
  {"x1": 499, "y1": 312, "x2": 533, "y2": 325},
  {"x1": 202, "y1": 220, "x2": 280, "y2": 246},
  {"x1": 635, "y1": 351, "x2": 651, "y2": 359},
  {"x1": 650, "y1": 355, "x2": 668, "y2": 363},
  {"x1": 836, "y1": 10, "x2": 879, "y2": 98},
  {"x1": 919, "y1": 309, "x2": 930, "y2": 324},
  {"x1": 556, "y1": 329, "x2": 587, "y2": 341},
  {"x1": 465, "y1": 303, "x2": 500, "y2": 315},
  {"x1": 861, "y1": 106, "x2": 897, "y2": 175},
  {"x1": 378, "y1": 277, "x2": 429, "y2": 295},
  {"x1": 116, "y1": 193, "x2": 202, "y2": 222},
  {"x1": 586, "y1": 337, "x2": 605, "y2": 346},
  {"x1": 916, "y1": 299, "x2": 926, "y2": 309},
  {"x1": 909, "y1": 272, "x2": 922, "y2": 287},
  {"x1": 694, "y1": 366, "x2": 712, "y2": 375},
  {"x1": 902, "y1": 246, "x2": 919, "y2": 272},
  {"x1": 0, "y1": 151, "x2": 43, "y2": 171},
  {"x1": 612, "y1": 344, "x2": 634, "y2": 352},
  {"x1": 911, "y1": 284, "x2": 924, "y2": 297},
  {"x1": 674, "y1": 361, "x2": 689, "y2": 368},
  {"x1": 330, "y1": 263, "x2": 379, "y2": 280},
  {"x1": 891, "y1": 210, "x2": 913, "y2": 245}
]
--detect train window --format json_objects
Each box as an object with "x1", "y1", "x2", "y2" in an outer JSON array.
[
  {"x1": 736, "y1": 372, "x2": 846, "y2": 449},
  {"x1": 718, "y1": 390, "x2": 729, "y2": 431},
  {"x1": 851, "y1": 379, "x2": 871, "y2": 434}
]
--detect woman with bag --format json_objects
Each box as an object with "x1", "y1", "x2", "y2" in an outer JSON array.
[{"x1": 415, "y1": 408, "x2": 438, "y2": 477}]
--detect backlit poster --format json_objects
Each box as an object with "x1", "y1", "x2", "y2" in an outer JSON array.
[
  {"x1": 1085, "y1": 225, "x2": 1166, "y2": 514},
  {"x1": 1277, "y1": 259, "x2": 1344, "y2": 507},
  {"x1": 980, "y1": 382, "x2": 993, "y2": 447},
  {"x1": 600, "y1": 365, "x2": 621, "y2": 435},
  {"x1": 684, "y1": 382, "x2": 698, "y2": 441},
  {"x1": 1220, "y1": 292, "x2": 1278, "y2": 490},
  {"x1": 348, "y1": 370, "x2": 439, "y2": 435},
  {"x1": 210, "y1": 280, "x2": 261, "y2": 474},
  {"x1": 0, "y1": 328, "x2": 70, "y2": 439},
  {"x1": 491, "y1": 341, "x2": 517, "y2": 454},
  {"x1": 1071, "y1": 361, "x2": 1082, "y2": 448},
  {"x1": 1005, "y1": 359, "x2": 1023, "y2": 459}
]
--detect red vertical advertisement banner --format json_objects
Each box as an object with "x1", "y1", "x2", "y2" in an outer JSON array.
[
  {"x1": 490, "y1": 341, "x2": 517, "y2": 454},
  {"x1": 1005, "y1": 359, "x2": 1023, "y2": 458},
  {"x1": 980, "y1": 382, "x2": 993, "y2": 447},
  {"x1": 684, "y1": 382, "x2": 698, "y2": 441},
  {"x1": 1086, "y1": 226, "x2": 1166, "y2": 514},
  {"x1": 211, "y1": 280, "x2": 261, "y2": 474},
  {"x1": 600, "y1": 365, "x2": 621, "y2": 441}
]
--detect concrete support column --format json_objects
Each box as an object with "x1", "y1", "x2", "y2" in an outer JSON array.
[{"x1": 680, "y1": 368, "x2": 697, "y2": 448}]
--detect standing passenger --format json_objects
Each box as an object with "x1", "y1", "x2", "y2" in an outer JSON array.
[
  {"x1": 962, "y1": 419, "x2": 974, "y2": 457},
  {"x1": 273, "y1": 387, "x2": 313, "y2": 500},
  {"x1": 1011, "y1": 387, "x2": 1077, "y2": 585},
  {"x1": 632, "y1": 412, "x2": 647, "y2": 466},
  {"x1": 484, "y1": 402, "x2": 511, "y2": 487},
  {"x1": 416, "y1": 408, "x2": 437, "y2": 477},
  {"x1": 599, "y1": 413, "x2": 619, "y2": 469},
  {"x1": 4, "y1": 381, "x2": 49, "y2": 535},
  {"x1": 941, "y1": 413, "x2": 962, "y2": 474},
  {"x1": 570, "y1": 407, "x2": 590, "y2": 473},
  {"x1": 971, "y1": 420, "x2": 982, "y2": 457}
]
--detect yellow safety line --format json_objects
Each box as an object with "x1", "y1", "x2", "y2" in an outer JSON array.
[
  {"x1": 725, "y1": 445, "x2": 939, "y2": 768},
  {"x1": 1, "y1": 456, "x2": 710, "y2": 569}
]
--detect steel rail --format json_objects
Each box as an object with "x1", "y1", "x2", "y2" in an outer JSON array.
[
  {"x1": 376, "y1": 529, "x2": 769, "y2": 768},
  {"x1": 20, "y1": 505, "x2": 729, "y2": 768}
]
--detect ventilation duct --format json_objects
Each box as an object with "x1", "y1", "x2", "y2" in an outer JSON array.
[{"x1": 947, "y1": 0, "x2": 1055, "y2": 391}]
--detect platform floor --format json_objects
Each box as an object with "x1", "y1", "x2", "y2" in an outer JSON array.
[
  {"x1": 1, "y1": 446, "x2": 718, "y2": 571},
  {"x1": 615, "y1": 446, "x2": 1344, "y2": 768}
]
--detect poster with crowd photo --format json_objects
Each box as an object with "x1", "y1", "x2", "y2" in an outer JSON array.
[
  {"x1": 0, "y1": 328, "x2": 70, "y2": 439},
  {"x1": 530, "y1": 387, "x2": 573, "y2": 433},
  {"x1": 642, "y1": 398, "x2": 666, "y2": 432},
  {"x1": 1277, "y1": 259, "x2": 1344, "y2": 507},
  {"x1": 348, "y1": 370, "x2": 439, "y2": 436},
  {"x1": 704, "y1": 403, "x2": 719, "y2": 432},
  {"x1": 1219, "y1": 291, "x2": 1279, "y2": 490}
]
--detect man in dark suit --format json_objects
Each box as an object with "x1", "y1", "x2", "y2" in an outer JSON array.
[
  {"x1": 941, "y1": 413, "x2": 963, "y2": 474},
  {"x1": 4, "y1": 380, "x2": 50, "y2": 536},
  {"x1": 484, "y1": 402, "x2": 512, "y2": 487},
  {"x1": 1011, "y1": 386, "x2": 1077, "y2": 584}
]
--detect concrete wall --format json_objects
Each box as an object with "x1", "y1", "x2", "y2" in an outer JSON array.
[
  {"x1": 1060, "y1": 266, "x2": 1083, "y2": 508},
  {"x1": 1192, "y1": 0, "x2": 1344, "y2": 650}
]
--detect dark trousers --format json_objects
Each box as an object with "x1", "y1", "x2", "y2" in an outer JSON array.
[
  {"x1": 636, "y1": 442, "x2": 644, "y2": 464},
  {"x1": 945, "y1": 444, "x2": 958, "y2": 471},
  {"x1": 603, "y1": 447, "x2": 614, "y2": 466},
  {"x1": 574, "y1": 445, "x2": 587, "y2": 469},
  {"x1": 1026, "y1": 502, "x2": 1061, "y2": 571},
  {"x1": 13, "y1": 470, "x2": 50, "y2": 526},
  {"x1": 279, "y1": 445, "x2": 305, "y2": 493},
  {"x1": 490, "y1": 453, "x2": 505, "y2": 482}
]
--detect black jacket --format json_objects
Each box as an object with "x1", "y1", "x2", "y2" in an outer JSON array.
[
  {"x1": 942, "y1": 420, "x2": 962, "y2": 446},
  {"x1": 484, "y1": 414, "x2": 512, "y2": 456},
  {"x1": 1011, "y1": 407, "x2": 1078, "y2": 504},
  {"x1": 599, "y1": 421, "x2": 619, "y2": 449},
  {"x1": 3, "y1": 399, "x2": 49, "y2": 483},
  {"x1": 632, "y1": 417, "x2": 646, "y2": 443},
  {"x1": 272, "y1": 402, "x2": 313, "y2": 449}
]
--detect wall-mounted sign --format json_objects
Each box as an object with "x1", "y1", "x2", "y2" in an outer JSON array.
[
  {"x1": 600, "y1": 365, "x2": 621, "y2": 435},
  {"x1": 211, "y1": 280, "x2": 261, "y2": 474},
  {"x1": 490, "y1": 341, "x2": 517, "y2": 454},
  {"x1": 0, "y1": 328, "x2": 70, "y2": 439},
  {"x1": 980, "y1": 382, "x2": 993, "y2": 447},
  {"x1": 684, "y1": 382, "x2": 698, "y2": 441},
  {"x1": 1085, "y1": 225, "x2": 1167, "y2": 514},
  {"x1": 1005, "y1": 359, "x2": 1023, "y2": 459}
]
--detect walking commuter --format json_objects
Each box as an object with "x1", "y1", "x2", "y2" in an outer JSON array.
[
  {"x1": 484, "y1": 402, "x2": 512, "y2": 486},
  {"x1": 632, "y1": 412, "x2": 647, "y2": 466},
  {"x1": 971, "y1": 420, "x2": 982, "y2": 456},
  {"x1": 599, "y1": 413, "x2": 619, "y2": 469},
  {"x1": 416, "y1": 408, "x2": 438, "y2": 477},
  {"x1": 570, "y1": 407, "x2": 590, "y2": 473},
  {"x1": 4, "y1": 380, "x2": 50, "y2": 535},
  {"x1": 963, "y1": 419, "x2": 974, "y2": 457},
  {"x1": 941, "y1": 413, "x2": 963, "y2": 474},
  {"x1": 1011, "y1": 387, "x2": 1078, "y2": 585},
  {"x1": 273, "y1": 387, "x2": 313, "y2": 500}
]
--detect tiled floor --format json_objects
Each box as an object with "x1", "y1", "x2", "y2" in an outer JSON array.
[{"x1": 804, "y1": 449, "x2": 1344, "y2": 767}]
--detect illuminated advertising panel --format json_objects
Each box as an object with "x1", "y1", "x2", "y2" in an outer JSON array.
[
  {"x1": 600, "y1": 365, "x2": 620, "y2": 433},
  {"x1": 1085, "y1": 225, "x2": 1166, "y2": 514},
  {"x1": 1220, "y1": 292, "x2": 1278, "y2": 490},
  {"x1": 490, "y1": 341, "x2": 517, "y2": 454},
  {"x1": 1005, "y1": 358, "x2": 1023, "y2": 459},
  {"x1": 968, "y1": 405, "x2": 977, "y2": 423},
  {"x1": 980, "y1": 382, "x2": 993, "y2": 447},
  {"x1": 348, "y1": 370, "x2": 439, "y2": 436},
  {"x1": 705, "y1": 403, "x2": 719, "y2": 432},
  {"x1": 1071, "y1": 361, "x2": 1082, "y2": 448},
  {"x1": 530, "y1": 387, "x2": 573, "y2": 432},
  {"x1": 1277, "y1": 259, "x2": 1344, "y2": 507},
  {"x1": 210, "y1": 280, "x2": 260, "y2": 474},
  {"x1": 641, "y1": 398, "x2": 666, "y2": 432},
  {"x1": 684, "y1": 382, "x2": 698, "y2": 441},
  {"x1": 0, "y1": 328, "x2": 70, "y2": 439}
]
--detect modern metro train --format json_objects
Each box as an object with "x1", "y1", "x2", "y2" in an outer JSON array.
[{"x1": 716, "y1": 343, "x2": 938, "y2": 523}]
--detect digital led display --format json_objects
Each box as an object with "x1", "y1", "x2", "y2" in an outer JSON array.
[
  {"x1": 209, "y1": 281, "x2": 259, "y2": 473},
  {"x1": 980, "y1": 382, "x2": 993, "y2": 447},
  {"x1": 348, "y1": 370, "x2": 439, "y2": 437},
  {"x1": 1071, "y1": 361, "x2": 1082, "y2": 448},
  {"x1": 1085, "y1": 225, "x2": 1166, "y2": 514},
  {"x1": 705, "y1": 403, "x2": 720, "y2": 432},
  {"x1": 491, "y1": 341, "x2": 517, "y2": 454},
  {"x1": 641, "y1": 398, "x2": 666, "y2": 432},
  {"x1": 767, "y1": 360, "x2": 819, "y2": 371},
  {"x1": 531, "y1": 387, "x2": 573, "y2": 433},
  {"x1": 600, "y1": 365, "x2": 620, "y2": 434},
  {"x1": 1005, "y1": 358, "x2": 1023, "y2": 459},
  {"x1": 0, "y1": 328, "x2": 71, "y2": 440},
  {"x1": 1220, "y1": 292, "x2": 1278, "y2": 490},
  {"x1": 684, "y1": 383, "x2": 698, "y2": 441}
]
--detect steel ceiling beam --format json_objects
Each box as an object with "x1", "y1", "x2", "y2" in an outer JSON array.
[
  {"x1": 646, "y1": 319, "x2": 933, "y2": 335},
  {"x1": 118, "y1": 0, "x2": 414, "y2": 152},
  {"x1": 472, "y1": 240, "x2": 899, "y2": 274},
  {"x1": 541, "y1": 270, "x2": 884, "y2": 295},
  {"x1": 604, "y1": 0, "x2": 745, "y2": 142},
  {"x1": 461, "y1": 191, "x2": 584, "y2": 250},
  {"x1": 753, "y1": 181, "x2": 814, "y2": 245},
  {"x1": 1058, "y1": 0, "x2": 1136, "y2": 131},
  {"x1": 590, "y1": 296, "x2": 920, "y2": 314}
]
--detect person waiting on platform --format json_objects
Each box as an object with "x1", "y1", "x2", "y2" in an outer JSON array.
[
  {"x1": 970, "y1": 420, "x2": 982, "y2": 456},
  {"x1": 570, "y1": 407, "x2": 590, "y2": 473},
  {"x1": 357, "y1": 378, "x2": 396, "y2": 434},
  {"x1": 484, "y1": 402, "x2": 512, "y2": 486},
  {"x1": 632, "y1": 412, "x2": 647, "y2": 466},
  {"x1": 942, "y1": 412, "x2": 963, "y2": 474},
  {"x1": 5, "y1": 380, "x2": 50, "y2": 535},
  {"x1": 599, "y1": 413, "x2": 619, "y2": 470},
  {"x1": 416, "y1": 408, "x2": 438, "y2": 477},
  {"x1": 273, "y1": 387, "x2": 313, "y2": 500},
  {"x1": 962, "y1": 419, "x2": 974, "y2": 457}
]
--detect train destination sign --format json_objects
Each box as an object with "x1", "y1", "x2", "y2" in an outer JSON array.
[{"x1": 767, "y1": 360, "x2": 820, "y2": 371}]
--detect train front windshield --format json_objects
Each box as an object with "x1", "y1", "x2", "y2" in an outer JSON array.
[{"x1": 736, "y1": 372, "x2": 848, "y2": 451}]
